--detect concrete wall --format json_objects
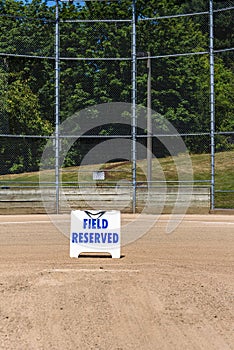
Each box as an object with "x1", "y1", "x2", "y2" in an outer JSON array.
[{"x1": 0, "y1": 186, "x2": 210, "y2": 214}]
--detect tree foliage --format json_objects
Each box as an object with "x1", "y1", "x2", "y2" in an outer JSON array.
[{"x1": 0, "y1": 0, "x2": 233, "y2": 174}]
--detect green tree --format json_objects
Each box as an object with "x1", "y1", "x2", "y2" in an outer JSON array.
[
  {"x1": 136, "y1": 0, "x2": 233, "y2": 141},
  {"x1": 0, "y1": 78, "x2": 52, "y2": 174},
  {"x1": 0, "y1": 0, "x2": 233, "y2": 172},
  {"x1": 0, "y1": 62, "x2": 8, "y2": 134}
]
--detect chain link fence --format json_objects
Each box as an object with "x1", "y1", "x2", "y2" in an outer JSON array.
[{"x1": 0, "y1": 0, "x2": 233, "y2": 213}]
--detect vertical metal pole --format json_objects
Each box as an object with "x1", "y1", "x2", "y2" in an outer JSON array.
[
  {"x1": 147, "y1": 51, "x2": 152, "y2": 186},
  {"x1": 209, "y1": 0, "x2": 215, "y2": 210},
  {"x1": 132, "y1": 0, "x2": 137, "y2": 213},
  {"x1": 55, "y1": 0, "x2": 60, "y2": 214}
]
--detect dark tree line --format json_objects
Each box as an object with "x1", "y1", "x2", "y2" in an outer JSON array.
[{"x1": 0, "y1": 0, "x2": 233, "y2": 173}]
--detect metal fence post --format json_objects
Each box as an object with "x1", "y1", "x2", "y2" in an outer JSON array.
[
  {"x1": 132, "y1": 0, "x2": 137, "y2": 213},
  {"x1": 209, "y1": 0, "x2": 215, "y2": 210},
  {"x1": 55, "y1": 0, "x2": 60, "y2": 214}
]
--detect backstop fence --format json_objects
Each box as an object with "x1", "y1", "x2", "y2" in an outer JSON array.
[{"x1": 0, "y1": 0, "x2": 233, "y2": 214}]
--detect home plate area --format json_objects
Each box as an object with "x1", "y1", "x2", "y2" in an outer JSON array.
[{"x1": 0, "y1": 214, "x2": 233, "y2": 350}]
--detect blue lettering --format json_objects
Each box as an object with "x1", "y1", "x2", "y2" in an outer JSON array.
[
  {"x1": 102, "y1": 219, "x2": 108, "y2": 229},
  {"x1": 72, "y1": 232, "x2": 119, "y2": 244},
  {"x1": 108, "y1": 233, "x2": 112, "y2": 243},
  {"x1": 90, "y1": 233, "x2": 94, "y2": 243},
  {"x1": 83, "y1": 232, "x2": 89, "y2": 243},
  {"x1": 92, "y1": 219, "x2": 96, "y2": 229},
  {"x1": 83, "y1": 219, "x2": 88, "y2": 229},
  {"x1": 95, "y1": 233, "x2": 100, "y2": 243},
  {"x1": 83, "y1": 218, "x2": 109, "y2": 229},
  {"x1": 97, "y1": 220, "x2": 101, "y2": 229},
  {"x1": 113, "y1": 233, "x2": 119, "y2": 243},
  {"x1": 101, "y1": 232, "x2": 107, "y2": 243},
  {"x1": 79, "y1": 232, "x2": 83, "y2": 243},
  {"x1": 72, "y1": 232, "x2": 78, "y2": 243}
]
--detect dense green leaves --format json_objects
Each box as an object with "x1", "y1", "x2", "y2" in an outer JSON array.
[{"x1": 0, "y1": 0, "x2": 233, "y2": 174}]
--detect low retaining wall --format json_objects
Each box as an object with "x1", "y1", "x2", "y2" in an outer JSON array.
[{"x1": 0, "y1": 186, "x2": 210, "y2": 214}]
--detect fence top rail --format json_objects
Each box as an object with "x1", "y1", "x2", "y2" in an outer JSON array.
[
  {"x1": 1, "y1": 5, "x2": 232, "y2": 23},
  {"x1": 1, "y1": 131, "x2": 234, "y2": 139},
  {"x1": 1, "y1": 49, "x2": 233, "y2": 61}
]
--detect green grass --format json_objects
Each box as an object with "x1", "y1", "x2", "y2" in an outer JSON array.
[
  {"x1": 0, "y1": 151, "x2": 233, "y2": 207},
  {"x1": 0, "y1": 151, "x2": 233, "y2": 189}
]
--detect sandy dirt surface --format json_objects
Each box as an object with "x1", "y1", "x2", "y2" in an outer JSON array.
[{"x1": 0, "y1": 214, "x2": 233, "y2": 350}]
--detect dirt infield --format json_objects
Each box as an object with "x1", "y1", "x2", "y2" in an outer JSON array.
[{"x1": 0, "y1": 214, "x2": 233, "y2": 350}]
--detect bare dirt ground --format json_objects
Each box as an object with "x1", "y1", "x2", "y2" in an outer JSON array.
[{"x1": 0, "y1": 214, "x2": 233, "y2": 350}]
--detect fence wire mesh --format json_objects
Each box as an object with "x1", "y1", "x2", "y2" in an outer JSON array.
[{"x1": 0, "y1": 0, "x2": 233, "y2": 212}]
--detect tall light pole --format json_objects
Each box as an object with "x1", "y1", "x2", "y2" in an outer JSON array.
[
  {"x1": 137, "y1": 51, "x2": 152, "y2": 186},
  {"x1": 147, "y1": 51, "x2": 152, "y2": 186}
]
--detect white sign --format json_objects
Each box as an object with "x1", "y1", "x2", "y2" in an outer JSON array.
[
  {"x1": 92, "y1": 171, "x2": 105, "y2": 180},
  {"x1": 70, "y1": 210, "x2": 121, "y2": 258}
]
